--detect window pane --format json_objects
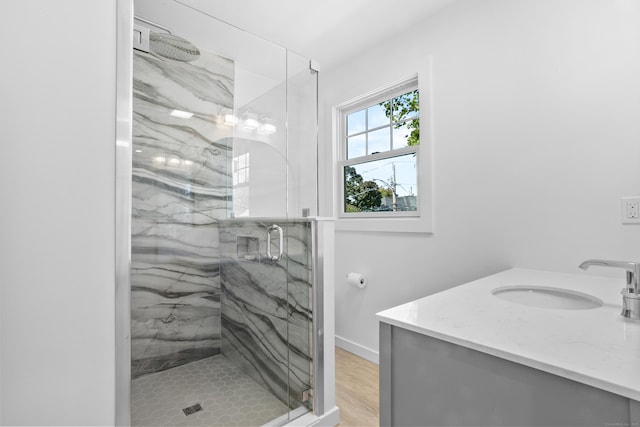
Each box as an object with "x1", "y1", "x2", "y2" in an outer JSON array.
[
  {"x1": 347, "y1": 109, "x2": 366, "y2": 135},
  {"x1": 393, "y1": 119, "x2": 419, "y2": 149},
  {"x1": 368, "y1": 127, "x2": 391, "y2": 155},
  {"x1": 392, "y1": 90, "x2": 419, "y2": 123},
  {"x1": 347, "y1": 134, "x2": 366, "y2": 159},
  {"x1": 343, "y1": 153, "x2": 417, "y2": 213},
  {"x1": 367, "y1": 103, "x2": 389, "y2": 129}
]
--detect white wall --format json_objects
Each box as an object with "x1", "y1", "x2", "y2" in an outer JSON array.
[
  {"x1": 0, "y1": 1, "x2": 116, "y2": 425},
  {"x1": 320, "y1": 0, "x2": 640, "y2": 361}
]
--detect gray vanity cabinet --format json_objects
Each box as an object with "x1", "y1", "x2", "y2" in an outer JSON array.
[{"x1": 380, "y1": 323, "x2": 639, "y2": 426}]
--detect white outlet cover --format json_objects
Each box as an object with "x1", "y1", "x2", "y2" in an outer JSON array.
[{"x1": 621, "y1": 197, "x2": 640, "y2": 224}]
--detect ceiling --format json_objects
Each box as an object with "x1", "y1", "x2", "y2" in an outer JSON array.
[{"x1": 179, "y1": 0, "x2": 458, "y2": 70}]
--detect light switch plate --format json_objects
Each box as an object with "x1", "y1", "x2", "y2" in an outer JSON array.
[{"x1": 621, "y1": 197, "x2": 640, "y2": 224}]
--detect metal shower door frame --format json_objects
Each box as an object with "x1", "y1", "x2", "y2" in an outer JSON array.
[{"x1": 115, "y1": 0, "x2": 133, "y2": 425}]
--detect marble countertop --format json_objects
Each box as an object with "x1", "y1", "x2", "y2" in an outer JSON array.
[{"x1": 376, "y1": 268, "x2": 640, "y2": 401}]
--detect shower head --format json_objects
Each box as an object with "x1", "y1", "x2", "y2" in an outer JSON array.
[{"x1": 149, "y1": 32, "x2": 200, "y2": 63}]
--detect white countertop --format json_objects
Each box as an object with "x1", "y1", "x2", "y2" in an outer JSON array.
[{"x1": 376, "y1": 268, "x2": 640, "y2": 401}]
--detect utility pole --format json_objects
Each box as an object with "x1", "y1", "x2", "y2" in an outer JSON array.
[{"x1": 391, "y1": 163, "x2": 397, "y2": 212}]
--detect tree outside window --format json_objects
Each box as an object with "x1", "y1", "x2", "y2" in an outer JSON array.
[{"x1": 343, "y1": 89, "x2": 419, "y2": 214}]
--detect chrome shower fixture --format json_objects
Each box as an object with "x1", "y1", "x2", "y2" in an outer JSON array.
[
  {"x1": 149, "y1": 32, "x2": 200, "y2": 62},
  {"x1": 134, "y1": 16, "x2": 200, "y2": 62}
]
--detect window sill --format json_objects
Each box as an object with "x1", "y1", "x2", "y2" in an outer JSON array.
[{"x1": 335, "y1": 215, "x2": 432, "y2": 234}]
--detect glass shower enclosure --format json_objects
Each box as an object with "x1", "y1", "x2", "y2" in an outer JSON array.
[{"x1": 120, "y1": 0, "x2": 322, "y2": 425}]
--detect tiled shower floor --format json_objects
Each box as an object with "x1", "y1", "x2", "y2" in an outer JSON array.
[{"x1": 132, "y1": 355, "x2": 289, "y2": 426}]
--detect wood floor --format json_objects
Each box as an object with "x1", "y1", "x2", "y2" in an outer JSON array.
[{"x1": 335, "y1": 347, "x2": 380, "y2": 427}]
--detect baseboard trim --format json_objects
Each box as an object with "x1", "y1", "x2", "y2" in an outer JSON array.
[{"x1": 335, "y1": 335, "x2": 379, "y2": 365}]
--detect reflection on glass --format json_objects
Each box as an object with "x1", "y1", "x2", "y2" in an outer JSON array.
[
  {"x1": 233, "y1": 152, "x2": 250, "y2": 185},
  {"x1": 347, "y1": 134, "x2": 366, "y2": 159},
  {"x1": 347, "y1": 109, "x2": 366, "y2": 135},
  {"x1": 368, "y1": 127, "x2": 390, "y2": 154},
  {"x1": 367, "y1": 104, "x2": 389, "y2": 129},
  {"x1": 344, "y1": 153, "x2": 417, "y2": 213}
]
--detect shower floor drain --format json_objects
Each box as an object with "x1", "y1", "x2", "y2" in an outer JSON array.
[
  {"x1": 182, "y1": 403, "x2": 203, "y2": 416},
  {"x1": 132, "y1": 356, "x2": 289, "y2": 426}
]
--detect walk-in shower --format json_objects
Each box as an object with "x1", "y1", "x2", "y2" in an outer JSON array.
[{"x1": 115, "y1": 0, "x2": 337, "y2": 425}]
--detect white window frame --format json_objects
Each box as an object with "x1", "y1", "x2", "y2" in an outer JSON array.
[{"x1": 333, "y1": 74, "x2": 433, "y2": 233}]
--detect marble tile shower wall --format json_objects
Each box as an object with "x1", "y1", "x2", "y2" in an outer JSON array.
[
  {"x1": 131, "y1": 46, "x2": 234, "y2": 378},
  {"x1": 219, "y1": 220, "x2": 313, "y2": 409}
]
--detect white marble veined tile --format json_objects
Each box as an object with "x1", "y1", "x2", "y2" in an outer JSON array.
[
  {"x1": 132, "y1": 314, "x2": 220, "y2": 344},
  {"x1": 133, "y1": 168, "x2": 230, "y2": 198},
  {"x1": 219, "y1": 221, "x2": 313, "y2": 408},
  {"x1": 132, "y1": 221, "x2": 219, "y2": 248},
  {"x1": 132, "y1": 336, "x2": 220, "y2": 362},
  {"x1": 132, "y1": 195, "x2": 227, "y2": 227},
  {"x1": 132, "y1": 283, "x2": 217, "y2": 297},
  {"x1": 132, "y1": 112, "x2": 232, "y2": 168},
  {"x1": 134, "y1": 50, "x2": 233, "y2": 115},
  {"x1": 132, "y1": 46, "x2": 233, "y2": 377}
]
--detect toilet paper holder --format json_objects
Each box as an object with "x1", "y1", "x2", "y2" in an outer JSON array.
[{"x1": 347, "y1": 272, "x2": 367, "y2": 288}]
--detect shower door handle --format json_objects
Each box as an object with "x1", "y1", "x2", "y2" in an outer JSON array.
[{"x1": 266, "y1": 224, "x2": 283, "y2": 262}]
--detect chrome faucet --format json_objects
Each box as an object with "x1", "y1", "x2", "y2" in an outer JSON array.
[{"x1": 579, "y1": 259, "x2": 640, "y2": 320}]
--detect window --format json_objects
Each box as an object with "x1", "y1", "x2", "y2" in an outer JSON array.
[{"x1": 335, "y1": 75, "x2": 432, "y2": 232}]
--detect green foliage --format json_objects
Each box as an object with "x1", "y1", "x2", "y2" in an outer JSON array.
[
  {"x1": 378, "y1": 187, "x2": 394, "y2": 198},
  {"x1": 343, "y1": 90, "x2": 419, "y2": 213},
  {"x1": 381, "y1": 90, "x2": 420, "y2": 146},
  {"x1": 344, "y1": 166, "x2": 382, "y2": 212}
]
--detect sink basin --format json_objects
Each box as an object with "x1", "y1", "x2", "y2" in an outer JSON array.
[{"x1": 491, "y1": 285, "x2": 603, "y2": 310}]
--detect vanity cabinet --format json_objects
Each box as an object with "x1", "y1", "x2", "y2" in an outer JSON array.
[
  {"x1": 380, "y1": 323, "x2": 639, "y2": 426},
  {"x1": 376, "y1": 269, "x2": 640, "y2": 427}
]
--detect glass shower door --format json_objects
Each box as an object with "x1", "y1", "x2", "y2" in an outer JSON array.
[
  {"x1": 130, "y1": 1, "x2": 317, "y2": 425},
  {"x1": 284, "y1": 50, "x2": 319, "y2": 417},
  {"x1": 224, "y1": 47, "x2": 317, "y2": 423}
]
